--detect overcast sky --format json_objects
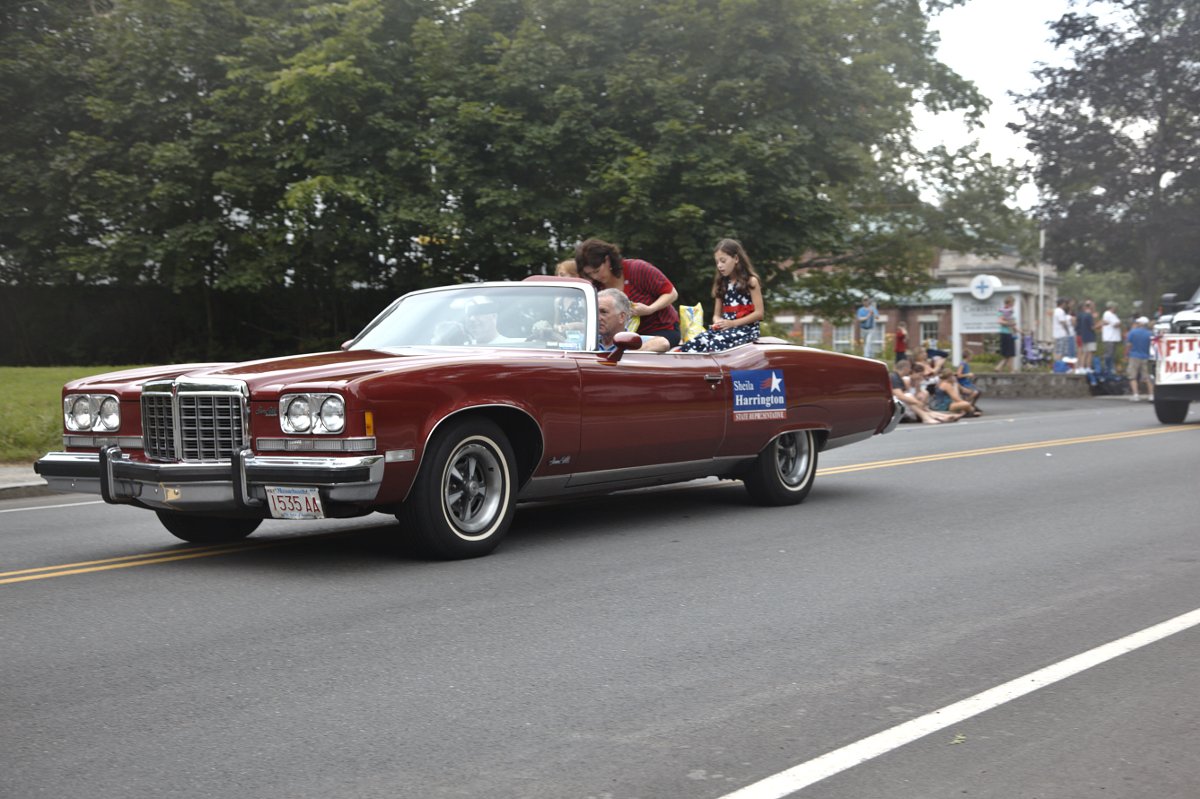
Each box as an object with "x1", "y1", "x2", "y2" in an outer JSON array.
[{"x1": 914, "y1": 0, "x2": 1076, "y2": 206}]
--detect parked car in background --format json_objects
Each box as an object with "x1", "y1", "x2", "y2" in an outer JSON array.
[
  {"x1": 1154, "y1": 285, "x2": 1200, "y2": 336},
  {"x1": 35, "y1": 277, "x2": 902, "y2": 559}
]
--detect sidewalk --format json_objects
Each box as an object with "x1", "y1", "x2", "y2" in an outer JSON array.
[{"x1": 0, "y1": 463, "x2": 52, "y2": 499}]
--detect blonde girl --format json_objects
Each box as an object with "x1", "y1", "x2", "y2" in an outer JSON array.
[{"x1": 553, "y1": 260, "x2": 585, "y2": 333}]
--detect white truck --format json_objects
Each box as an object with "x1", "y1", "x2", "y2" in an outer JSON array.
[{"x1": 1154, "y1": 306, "x2": 1200, "y2": 424}]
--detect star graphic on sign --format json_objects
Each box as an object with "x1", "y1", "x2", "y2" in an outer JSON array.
[{"x1": 757, "y1": 371, "x2": 784, "y2": 393}]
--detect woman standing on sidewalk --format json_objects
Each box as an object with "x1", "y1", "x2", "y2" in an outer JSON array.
[{"x1": 997, "y1": 296, "x2": 1020, "y2": 372}]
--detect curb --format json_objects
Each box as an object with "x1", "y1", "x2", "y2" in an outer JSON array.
[{"x1": 0, "y1": 482, "x2": 56, "y2": 500}]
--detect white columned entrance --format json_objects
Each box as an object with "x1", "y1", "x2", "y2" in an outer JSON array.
[{"x1": 949, "y1": 274, "x2": 1023, "y2": 367}]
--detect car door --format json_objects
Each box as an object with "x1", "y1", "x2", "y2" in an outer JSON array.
[{"x1": 567, "y1": 350, "x2": 726, "y2": 483}]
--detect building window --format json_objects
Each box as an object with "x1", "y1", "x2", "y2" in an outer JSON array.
[
  {"x1": 802, "y1": 322, "x2": 823, "y2": 347},
  {"x1": 833, "y1": 323, "x2": 853, "y2": 352},
  {"x1": 919, "y1": 321, "x2": 939, "y2": 348}
]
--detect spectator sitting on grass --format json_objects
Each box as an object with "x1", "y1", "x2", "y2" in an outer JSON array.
[
  {"x1": 932, "y1": 367, "x2": 978, "y2": 417},
  {"x1": 890, "y1": 360, "x2": 963, "y2": 424},
  {"x1": 909, "y1": 349, "x2": 938, "y2": 394}
]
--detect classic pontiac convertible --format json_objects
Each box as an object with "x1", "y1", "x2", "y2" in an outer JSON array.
[{"x1": 35, "y1": 277, "x2": 902, "y2": 558}]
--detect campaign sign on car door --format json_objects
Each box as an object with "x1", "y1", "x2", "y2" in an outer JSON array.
[{"x1": 731, "y1": 370, "x2": 787, "y2": 421}]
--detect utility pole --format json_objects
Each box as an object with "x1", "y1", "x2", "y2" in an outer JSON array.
[{"x1": 1038, "y1": 229, "x2": 1046, "y2": 343}]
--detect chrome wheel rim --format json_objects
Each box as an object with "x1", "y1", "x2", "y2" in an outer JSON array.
[
  {"x1": 442, "y1": 439, "x2": 507, "y2": 538},
  {"x1": 775, "y1": 432, "x2": 812, "y2": 489}
]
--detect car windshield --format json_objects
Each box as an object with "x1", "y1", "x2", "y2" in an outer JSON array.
[{"x1": 350, "y1": 284, "x2": 593, "y2": 351}]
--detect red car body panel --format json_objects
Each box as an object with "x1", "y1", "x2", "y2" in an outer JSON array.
[{"x1": 37, "y1": 280, "x2": 898, "y2": 529}]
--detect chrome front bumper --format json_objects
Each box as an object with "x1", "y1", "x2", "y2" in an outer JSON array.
[{"x1": 35, "y1": 447, "x2": 385, "y2": 513}]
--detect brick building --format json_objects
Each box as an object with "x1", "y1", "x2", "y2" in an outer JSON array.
[{"x1": 772, "y1": 249, "x2": 1058, "y2": 356}]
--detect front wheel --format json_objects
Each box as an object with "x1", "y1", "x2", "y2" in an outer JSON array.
[
  {"x1": 743, "y1": 429, "x2": 818, "y2": 506},
  {"x1": 1153, "y1": 396, "x2": 1190, "y2": 424},
  {"x1": 397, "y1": 418, "x2": 517, "y2": 559},
  {"x1": 156, "y1": 511, "x2": 261, "y2": 544}
]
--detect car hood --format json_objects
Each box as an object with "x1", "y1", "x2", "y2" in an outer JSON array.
[
  {"x1": 213, "y1": 348, "x2": 537, "y2": 394},
  {"x1": 67, "y1": 348, "x2": 556, "y2": 398}
]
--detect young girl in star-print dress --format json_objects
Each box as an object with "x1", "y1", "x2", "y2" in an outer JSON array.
[{"x1": 679, "y1": 238, "x2": 764, "y2": 353}]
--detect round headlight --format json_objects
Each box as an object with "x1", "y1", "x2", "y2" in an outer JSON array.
[
  {"x1": 319, "y1": 396, "x2": 345, "y2": 433},
  {"x1": 286, "y1": 397, "x2": 313, "y2": 432},
  {"x1": 98, "y1": 397, "x2": 121, "y2": 431},
  {"x1": 66, "y1": 395, "x2": 93, "y2": 431}
]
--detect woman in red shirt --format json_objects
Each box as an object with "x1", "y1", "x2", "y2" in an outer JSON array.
[{"x1": 575, "y1": 238, "x2": 681, "y2": 347}]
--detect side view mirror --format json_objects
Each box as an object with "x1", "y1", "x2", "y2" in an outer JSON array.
[{"x1": 605, "y1": 331, "x2": 642, "y2": 362}]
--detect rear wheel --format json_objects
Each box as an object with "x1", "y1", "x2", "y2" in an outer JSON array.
[
  {"x1": 743, "y1": 429, "x2": 818, "y2": 506},
  {"x1": 397, "y1": 418, "x2": 516, "y2": 559},
  {"x1": 156, "y1": 511, "x2": 261, "y2": 544},
  {"x1": 1153, "y1": 397, "x2": 1190, "y2": 424}
]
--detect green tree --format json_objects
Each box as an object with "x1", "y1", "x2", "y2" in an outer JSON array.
[
  {"x1": 1015, "y1": 0, "x2": 1200, "y2": 308},
  {"x1": 7, "y1": 0, "x2": 434, "y2": 352},
  {"x1": 214, "y1": 0, "x2": 433, "y2": 296},
  {"x1": 0, "y1": 0, "x2": 103, "y2": 284},
  {"x1": 788, "y1": 144, "x2": 1039, "y2": 323},
  {"x1": 1057, "y1": 266, "x2": 1141, "y2": 315},
  {"x1": 55, "y1": 0, "x2": 289, "y2": 352},
  {"x1": 411, "y1": 0, "x2": 1030, "y2": 312},
  {"x1": 2, "y1": 0, "x2": 1032, "y2": 333}
]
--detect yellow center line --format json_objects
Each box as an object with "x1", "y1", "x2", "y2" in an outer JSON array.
[
  {"x1": 1, "y1": 542, "x2": 258, "y2": 576},
  {"x1": 5, "y1": 425, "x2": 1196, "y2": 586},
  {"x1": 818, "y1": 425, "x2": 1198, "y2": 475},
  {"x1": 0, "y1": 530, "x2": 352, "y2": 586}
]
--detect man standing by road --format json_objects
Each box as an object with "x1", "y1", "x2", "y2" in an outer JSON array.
[
  {"x1": 1100, "y1": 301, "x2": 1123, "y2": 373},
  {"x1": 857, "y1": 297, "x2": 878, "y2": 359},
  {"x1": 1126, "y1": 316, "x2": 1154, "y2": 401},
  {"x1": 1077, "y1": 299, "x2": 1097, "y2": 371},
  {"x1": 1052, "y1": 298, "x2": 1076, "y2": 368}
]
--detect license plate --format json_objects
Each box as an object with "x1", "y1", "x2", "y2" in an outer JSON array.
[{"x1": 265, "y1": 486, "x2": 325, "y2": 520}]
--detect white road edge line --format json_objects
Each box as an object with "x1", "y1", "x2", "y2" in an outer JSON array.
[
  {"x1": 718, "y1": 606, "x2": 1200, "y2": 799},
  {"x1": 0, "y1": 500, "x2": 105, "y2": 514}
]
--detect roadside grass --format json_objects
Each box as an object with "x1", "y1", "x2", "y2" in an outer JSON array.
[{"x1": 1, "y1": 366, "x2": 141, "y2": 464}]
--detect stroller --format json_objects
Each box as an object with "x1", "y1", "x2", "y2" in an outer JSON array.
[{"x1": 1021, "y1": 334, "x2": 1051, "y2": 367}]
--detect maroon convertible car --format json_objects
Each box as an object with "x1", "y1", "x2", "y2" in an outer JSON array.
[{"x1": 35, "y1": 277, "x2": 902, "y2": 559}]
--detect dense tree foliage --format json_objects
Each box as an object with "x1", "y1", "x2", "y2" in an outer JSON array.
[
  {"x1": 1057, "y1": 266, "x2": 1141, "y2": 316},
  {"x1": 0, "y1": 0, "x2": 101, "y2": 284},
  {"x1": 1015, "y1": 0, "x2": 1200, "y2": 308},
  {"x1": 2, "y1": 0, "x2": 1031, "y2": 344}
]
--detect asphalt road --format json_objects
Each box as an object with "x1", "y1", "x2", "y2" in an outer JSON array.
[{"x1": 3, "y1": 398, "x2": 1198, "y2": 799}]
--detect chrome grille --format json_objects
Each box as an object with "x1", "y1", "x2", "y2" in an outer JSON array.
[
  {"x1": 140, "y1": 378, "x2": 248, "y2": 463},
  {"x1": 141, "y1": 394, "x2": 177, "y2": 460},
  {"x1": 179, "y1": 394, "x2": 244, "y2": 461}
]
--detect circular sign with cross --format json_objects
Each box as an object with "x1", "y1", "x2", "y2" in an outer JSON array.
[{"x1": 969, "y1": 274, "x2": 1002, "y2": 301}]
